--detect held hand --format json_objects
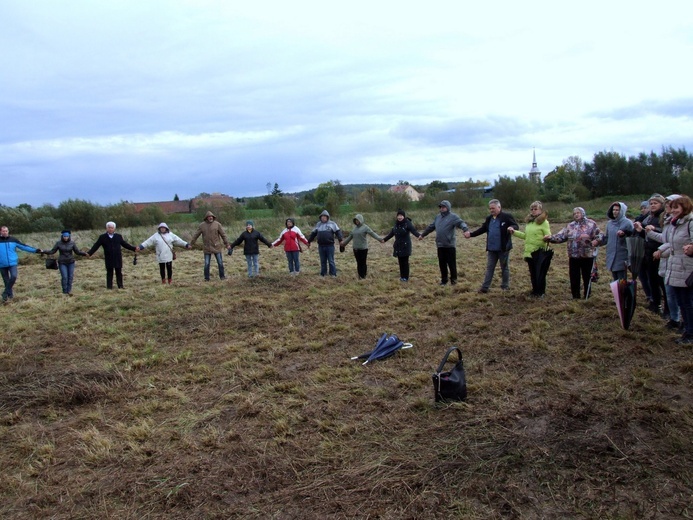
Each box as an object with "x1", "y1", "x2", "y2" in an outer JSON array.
[
  {"x1": 645, "y1": 225, "x2": 655, "y2": 232},
  {"x1": 463, "y1": 231, "x2": 470, "y2": 239},
  {"x1": 418, "y1": 235, "x2": 424, "y2": 241},
  {"x1": 135, "y1": 247, "x2": 140, "y2": 252},
  {"x1": 591, "y1": 240, "x2": 599, "y2": 247},
  {"x1": 683, "y1": 243, "x2": 693, "y2": 257},
  {"x1": 617, "y1": 230, "x2": 625, "y2": 237},
  {"x1": 507, "y1": 228, "x2": 514, "y2": 235},
  {"x1": 633, "y1": 222, "x2": 642, "y2": 232},
  {"x1": 543, "y1": 235, "x2": 551, "y2": 242},
  {"x1": 653, "y1": 250, "x2": 661, "y2": 260}
]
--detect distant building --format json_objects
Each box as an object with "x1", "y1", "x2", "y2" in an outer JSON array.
[
  {"x1": 389, "y1": 184, "x2": 423, "y2": 201},
  {"x1": 529, "y1": 149, "x2": 541, "y2": 183},
  {"x1": 132, "y1": 193, "x2": 236, "y2": 214}
]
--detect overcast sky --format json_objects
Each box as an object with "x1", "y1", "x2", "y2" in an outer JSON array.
[{"x1": 2, "y1": 0, "x2": 692, "y2": 207}]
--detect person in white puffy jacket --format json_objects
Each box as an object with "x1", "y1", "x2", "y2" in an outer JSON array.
[{"x1": 137, "y1": 223, "x2": 190, "y2": 284}]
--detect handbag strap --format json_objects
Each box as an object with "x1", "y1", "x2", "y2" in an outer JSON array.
[{"x1": 436, "y1": 346, "x2": 462, "y2": 373}]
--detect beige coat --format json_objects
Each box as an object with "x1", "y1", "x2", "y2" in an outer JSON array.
[
  {"x1": 190, "y1": 211, "x2": 230, "y2": 253},
  {"x1": 648, "y1": 212, "x2": 693, "y2": 287}
]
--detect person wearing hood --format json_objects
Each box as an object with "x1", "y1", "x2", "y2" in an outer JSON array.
[
  {"x1": 593, "y1": 202, "x2": 634, "y2": 281},
  {"x1": 307, "y1": 210, "x2": 343, "y2": 277},
  {"x1": 643, "y1": 195, "x2": 693, "y2": 344},
  {"x1": 545, "y1": 207, "x2": 603, "y2": 299},
  {"x1": 272, "y1": 218, "x2": 310, "y2": 275},
  {"x1": 340, "y1": 213, "x2": 384, "y2": 279},
  {"x1": 419, "y1": 200, "x2": 469, "y2": 286},
  {"x1": 86, "y1": 221, "x2": 137, "y2": 289},
  {"x1": 230, "y1": 220, "x2": 272, "y2": 278},
  {"x1": 633, "y1": 194, "x2": 667, "y2": 315},
  {"x1": 189, "y1": 211, "x2": 231, "y2": 281},
  {"x1": 464, "y1": 199, "x2": 518, "y2": 292},
  {"x1": 0, "y1": 225, "x2": 43, "y2": 302},
  {"x1": 45, "y1": 230, "x2": 88, "y2": 295},
  {"x1": 383, "y1": 209, "x2": 421, "y2": 282},
  {"x1": 508, "y1": 201, "x2": 551, "y2": 297},
  {"x1": 137, "y1": 223, "x2": 191, "y2": 284}
]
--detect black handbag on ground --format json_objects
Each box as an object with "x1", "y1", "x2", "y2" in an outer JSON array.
[
  {"x1": 45, "y1": 258, "x2": 58, "y2": 270},
  {"x1": 432, "y1": 347, "x2": 467, "y2": 402}
]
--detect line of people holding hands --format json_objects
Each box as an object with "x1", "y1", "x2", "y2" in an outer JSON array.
[{"x1": 3, "y1": 196, "x2": 693, "y2": 344}]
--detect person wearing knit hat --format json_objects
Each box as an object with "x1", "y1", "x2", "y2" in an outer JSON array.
[
  {"x1": 633, "y1": 195, "x2": 668, "y2": 314},
  {"x1": 230, "y1": 220, "x2": 273, "y2": 277},
  {"x1": 383, "y1": 209, "x2": 421, "y2": 282},
  {"x1": 137, "y1": 223, "x2": 191, "y2": 285},
  {"x1": 272, "y1": 218, "x2": 310, "y2": 275},
  {"x1": 44, "y1": 229, "x2": 88, "y2": 295}
]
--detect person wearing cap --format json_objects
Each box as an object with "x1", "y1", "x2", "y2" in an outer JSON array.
[
  {"x1": 86, "y1": 221, "x2": 137, "y2": 289},
  {"x1": 45, "y1": 230, "x2": 88, "y2": 295},
  {"x1": 272, "y1": 218, "x2": 310, "y2": 275},
  {"x1": 340, "y1": 213, "x2": 384, "y2": 280},
  {"x1": 307, "y1": 210, "x2": 343, "y2": 277},
  {"x1": 137, "y1": 223, "x2": 191, "y2": 285},
  {"x1": 383, "y1": 209, "x2": 421, "y2": 282},
  {"x1": 419, "y1": 200, "x2": 470, "y2": 286},
  {"x1": 633, "y1": 194, "x2": 667, "y2": 315},
  {"x1": 189, "y1": 211, "x2": 232, "y2": 281},
  {"x1": 463, "y1": 199, "x2": 518, "y2": 292},
  {"x1": 0, "y1": 225, "x2": 43, "y2": 302},
  {"x1": 230, "y1": 221, "x2": 273, "y2": 278}
]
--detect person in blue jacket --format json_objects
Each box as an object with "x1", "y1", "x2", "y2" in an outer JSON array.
[{"x1": 0, "y1": 225, "x2": 43, "y2": 302}]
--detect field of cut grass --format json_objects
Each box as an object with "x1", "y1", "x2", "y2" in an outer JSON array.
[{"x1": 1, "y1": 208, "x2": 691, "y2": 519}]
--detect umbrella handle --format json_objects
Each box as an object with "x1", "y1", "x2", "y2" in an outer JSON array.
[{"x1": 401, "y1": 343, "x2": 413, "y2": 349}]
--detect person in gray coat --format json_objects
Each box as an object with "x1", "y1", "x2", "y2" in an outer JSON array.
[
  {"x1": 340, "y1": 213, "x2": 384, "y2": 279},
  {"x1": 593, "y1": 202, "x2": 634, "y2": 281},
  {"x1": 45, "y1": 230, "x2": 88, "y2": 295},
  {"x1": 419, "y1": 200, "x2": 469, "y2": 285}
]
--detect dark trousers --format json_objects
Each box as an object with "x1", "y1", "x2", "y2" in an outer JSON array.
[
  {"x1": 437, "y1": 247, "x2": 457, "y2": 284},
  {"x1": 569, "y1": 257, "x2": 593, "y2": 298},
  {"x1": 398, "y1": 256, "x2": 410, "y2": 280},
  {"x1": 644, "y1": 256, "x2": 666, "y2": 310},
  {"x1": 159, "y1": 262, "x2": 173, "y2": 280},
  {"x1": 353, "y1": 249, "x2": 368, "y2": 279},
  {"x1": 525, "y1": 257, "x2": 546, "y2": 296},
  {"x1": 106, "y1": 266, "x2": 124, "y2": 289},
  {"x1": 673, "y1": 286, "x2": 693, "y2": 335}
]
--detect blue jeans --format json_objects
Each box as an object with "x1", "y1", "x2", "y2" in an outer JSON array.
[
  {"x1": 1, "y1": 265, "x2": 18, "y2": 299},
  {"x1": 286, "y1": 251, "x2": 300, "y2": 273},
  {"x1": 204, "y1": 252, "x2": 225, "y2": 280},
  {"x1": 58, "y1": 262, "x2": 76, "y2": 294},
  {"x1": 245, "y1": 254, "x2": 259, "y2": 277},
  {"x1": 481, "y1": 250, "x2": 510, "y2": 290},
  {"x1": 665, "y1": 284, "x2": 680, "y2": 322},
  {"x1": 318, "y1": 245, "x2": 337, "y2": 276}
]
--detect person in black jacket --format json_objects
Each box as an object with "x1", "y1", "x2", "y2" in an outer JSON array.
[
  {"x1": 230, "y1": 220, "x2": 273, "y2": 278},
  {"x1": 87, "y1": 221, "x2": 137, "y2": 289},
  {"x1": 465, "y1": 199, "x2": 518, "y2": 293},
  {"x1": 383, "y1": 209, "x2": 420, "y2": 282}
]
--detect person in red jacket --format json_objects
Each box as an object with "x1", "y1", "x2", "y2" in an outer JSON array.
[{"x1": 272, "y1": 218, "x2": 310, "y2": 275}]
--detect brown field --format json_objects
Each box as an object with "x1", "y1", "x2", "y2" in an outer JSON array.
[{"x1": 1, "y1": 211, "x2": 691, "y2": 519}]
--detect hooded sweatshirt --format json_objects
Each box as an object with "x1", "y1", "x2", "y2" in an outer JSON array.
[
  {"x1": 308, "y1": 210, "x2": 343, "y2": 246},
  {"x1": 190, "y1": 211, "x2": 230, "y2": 253},
  {"x1": 600, "y1": 202, "x2": 634, "y2": 272},
  {"x1": 420, "y1": 200, "x2": 469, "y2": 248},
  {"x1": 341, "y1": 214, "x2": 382, "y2": 250}
]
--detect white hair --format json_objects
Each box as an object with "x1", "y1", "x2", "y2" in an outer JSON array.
[{"x1": 106, "y1": 221, "x2": 116, "y2": 229}]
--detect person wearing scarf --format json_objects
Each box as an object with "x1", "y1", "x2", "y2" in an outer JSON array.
[
  {"x1": 545, "y1": 207, "x2": 603, "y2": 299},
  {"x1": 509, "y1": 201, "x2": 551, "y2": 297}
]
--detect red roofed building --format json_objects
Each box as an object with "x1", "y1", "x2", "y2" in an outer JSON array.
[{"x1": 388, "y1": 184, "x2": 423, "y2": 201}]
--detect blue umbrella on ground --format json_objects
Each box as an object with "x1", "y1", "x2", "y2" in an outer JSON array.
[{"x1": 351, "y1": 333, "x2": 413, "y2": 365}]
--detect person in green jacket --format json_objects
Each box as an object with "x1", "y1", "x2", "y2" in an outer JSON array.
[
  {"x1": 340, "y1": 213, "x2": 384, "y2": 279},
  {"x1": 509, "y1": 201, "x2": 551, "y2": 297}
]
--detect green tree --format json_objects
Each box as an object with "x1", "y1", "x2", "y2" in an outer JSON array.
[
  {"x1": 425, "y1": 180, "x2": 449, "y2": 197},
  {"x1": 173, "y1": 194, "x2": 180, "y2": 201},
  {"x1": 492, "y1": 175, "x2": 538, "y2": 209},
  {"x1": 543, "y1": 156, "x2": 588, "y2": 202}
]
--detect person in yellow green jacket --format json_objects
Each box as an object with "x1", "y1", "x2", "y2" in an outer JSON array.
[{"x1": 509, "y1": 201, "x2": 551, "y2": 297}]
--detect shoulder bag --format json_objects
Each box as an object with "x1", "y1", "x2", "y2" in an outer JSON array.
[{"x1": 432, "y1": 346, "x2": 467, "y2": 402}]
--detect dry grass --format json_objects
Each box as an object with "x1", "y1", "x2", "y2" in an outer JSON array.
[{"x1": 1, "y1": 214, "x2": 691, "y2": 519}]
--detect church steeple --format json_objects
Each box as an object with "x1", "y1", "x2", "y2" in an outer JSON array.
[{"x1": 529, "y1": 148, "x2": 541, "y2": 183}]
